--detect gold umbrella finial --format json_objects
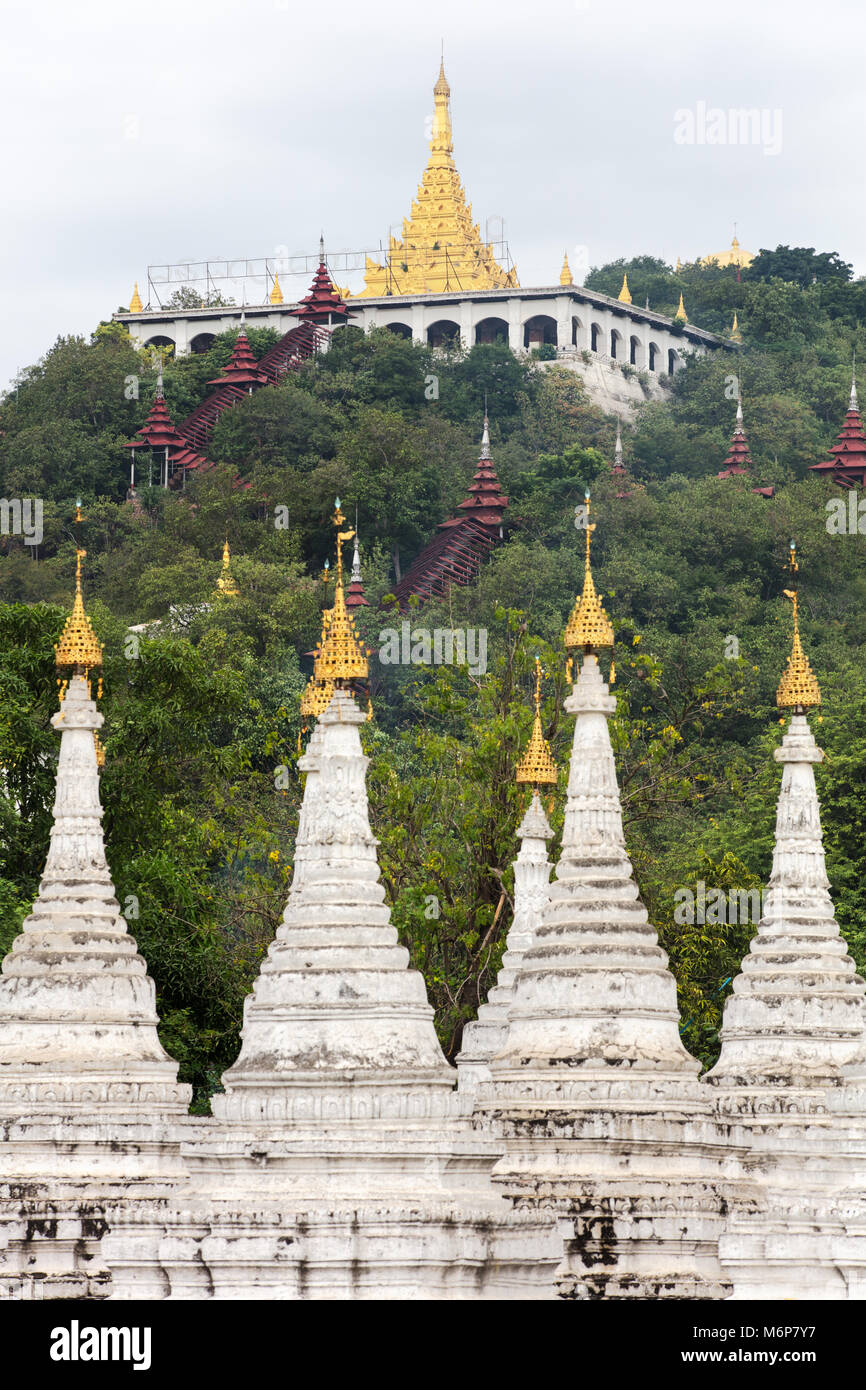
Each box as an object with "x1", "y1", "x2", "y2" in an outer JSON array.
[
  {"x1": 516, "y1": 656, "x2": 558, "y2": 788},
  {"x1": 313, "y1": 499, "x2": 369, "y2": 685},
  {"x1": 564, "y1": 491, "x2": 614, "y2": 653},
  {"x1": 54, "y1": 504, "x2": 104, "y2": 700},
  {"x1": 776, "y1": 541, "x2": 821, "y2": 711}
]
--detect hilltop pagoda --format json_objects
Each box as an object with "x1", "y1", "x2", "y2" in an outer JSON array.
[{"x1": 360, "y1": 61, "x2": 518, "y2": 297}]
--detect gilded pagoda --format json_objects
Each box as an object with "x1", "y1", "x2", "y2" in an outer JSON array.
[{"x1": 360, "y1": 60, "x2": 518, "y2": 297}]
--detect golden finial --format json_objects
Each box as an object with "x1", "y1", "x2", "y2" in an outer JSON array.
[
  {"x1": 564, "y1": 492, "x2": 614, "y2": 652},
  {"x1": 270, "y1": 274, "x2": 284, "y2": 306},
  {"x1": 730, "y1": 310, "x2": 743, "y2": 343},
  {"x1": 776, "y1": 542, "x2": 821, "y2": 710},
  {"x1": 216, "y1": 537, "x2": 240, "y2": 597},
  {"x1": 560, "y1": 252, "x2": 573, "y2": 287},
  {"x1": 618, "y1": 273, "x2": 632, "y2": 304},
  {"x1": 674, "y1": 292, "x2": 687, "y2": 323},
  {"x1": 129, "y1": 282, "x2": 143, "y2": 313},
  {"x1": 516, "y1": 658, "x2": 558, "y2": 787},
  {"x1": 55, "y1": 506, "x2": 104, "y2": 687},
  {"x1": 313, "y1": 499, "x2": 369, "y2": 684}
]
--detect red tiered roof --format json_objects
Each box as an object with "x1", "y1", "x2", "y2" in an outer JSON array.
[
  {"x1": 393, "y1": 414, "x2": 508, "y2": 608},
  {"x1": 809, "y1": 376, "x2": 866, "y2": 489},
  {"x1": 453, "y1": 416, "x2": 509, "y2": 531},
  {"x1": 716, "y1": 399, "x2": 754, "y2": 478},
  {"x1": 294, "y1": 257, "x2": 351, "y2": 325},
  {"x1": 124, "y1": 378, "x2": 211, "y2": 478},
  {"x1": 715, "y1": 397, "x2": 774, "y2": 498},
  {"x1": 345, "y1": 536, "x2": 369, "y2": 610},
  {"x1": 207, "y1": 323, "x2": 269, "y2": 389}
]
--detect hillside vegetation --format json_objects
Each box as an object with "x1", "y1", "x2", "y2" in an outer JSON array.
[{"x1": 1, "y1": 246, "x2": 865, "y2": 1105}]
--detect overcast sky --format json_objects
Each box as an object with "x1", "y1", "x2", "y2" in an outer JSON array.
[{"x1": 2, "y1": 0, "x2": 864, "y2": 390}]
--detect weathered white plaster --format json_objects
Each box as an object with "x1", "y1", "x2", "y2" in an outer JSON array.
[
  {"x1": 0, "y1": 675, "x2": 191, "y2": 1300},
  {"x1": 456, "y1": 791, "x2": 553, "y2": 1098},
  {"x1": 477, "y1": 655, "x2": 735, "y2": 1300},
  {"x1": 707, "y1": 713, "x2": 866, "y2": 1299}
]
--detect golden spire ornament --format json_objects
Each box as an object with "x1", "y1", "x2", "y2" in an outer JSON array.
[
  {"x1": 618, "y1": 273, "x2": 632, "y2": 304},
  {"x1": 564, "y1": 492, "x2": 615, "y2": 654},
  {"x1": 674, "y1": 292, "x2": 687, "y2": 323},
  {"x1": 516, "y1": 657, "x2": 558, "y2": 789},
  {"x1": 129, "y1": 282, "x2": 143, "y2": 313},
  {"x1": 55, "y1": 503, "x2": 104, "y2": 699},
  {"x1": 216, "y1": 537, "x2": 240, "y2": 597},
  {"x1": 776, "y1": 541, "x2": 821, "y2": 711},
  {"x1": 313, "y1": 499, "x2": 369, "y2": 684},
  {"x1": 270, "y1": 274, "x2": 284, "y2": 305}
]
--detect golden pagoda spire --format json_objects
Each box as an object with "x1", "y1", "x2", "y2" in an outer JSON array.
[
  {"x1": 675, "y1": 256, "x2": 682, "y2": 272},
  {"x1": 516, "y1": 657, "x2": 558, "y2": 788},
  {"x1": 129, "y1": 282, "x2": 143, "y2": 313},
  {"x1": 360, "y1": 60, "x2": 517, "y2": 297},
  {"x1": 55, "y1": 504, "x2": 104, "y2": 698},
  {"x1": 564, "y1": 492, "x2": 614, "y2": 654},
  {"x1": 730, "y1": 310, "x2": 743, "y2": 343},
  {"x1": 560, "y1": 252, "x2": 573, "y2": 287},
  {"x1": 776, "y1": 542, "x2": 821, "y2": 711},
  {"x1": 216, "y1": 538, "x2": 240, "y2": 597},
  {"x1": 270, "y1": 274, "x2": 284, "y2": 306},
  {"x1": 674, "y1": 292, "x2": 687, "y2": 323},
  {"x1": 618, "y1": 273, "x2": 632, "y2": 304},
  {"x1": 313, "y1": 499, "x2": 369, "y2": 684}
]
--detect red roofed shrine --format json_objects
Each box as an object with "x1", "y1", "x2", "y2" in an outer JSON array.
[
  {"x1": 716, "y1": 396, "x2": 775, "y2": 498},
  {"x1": 809, "y1": 370, "x2": 866, "y2": 489},
  {"x1": 392, "y1": 414, "x2": 508, "y2": 608},
  {"x1": 294, "y1": 241, "x2": 352, "y2": 326},
  {"x1": 123, "y1": 373, "x2": 210, "y2": 488}
]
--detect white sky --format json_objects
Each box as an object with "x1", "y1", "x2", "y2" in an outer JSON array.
[{"x1": 2, "y1": 0, "x2": 864, "y2": 390}]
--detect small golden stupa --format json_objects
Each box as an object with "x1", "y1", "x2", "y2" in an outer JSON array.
[
  {"x1": 55, "y1": 505, "x2": 105, "y2": 762},
  {"x1": 564, "y1": 493, "x2": 615, "y2": 654},
  {"x1": 216, "y1": 539, "x2": 240, "y2": 598},
  {"x1": 674, "y1": 292, "x2": 687, "y2": 323},
  {"x1": 560, "y1": 252, "x2": 574, "y2": 287},
  {"x1": 270, "y1": 274, "x2": 284, "y2": 306},
  {"x1": 55, "y1": 507, "x2": 104, "y2": 692},
  {"x1": 129, "y1": 282, "x2": 143, "y2": 313},
  {"x1": 730, "y1": 311, "x2": 743, "y2": 343},
  {"x1": 515, "y1": 657, "x2": 558, "y2": 789},
  {"x1": 776, "y1": 542, "x2": 821, "y2": 711},
  {"x1": 618, "y1": 273, "x2": 632, "y2": 304}
]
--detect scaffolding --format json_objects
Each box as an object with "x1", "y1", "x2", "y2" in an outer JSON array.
[{"x1": 145, "y1": 239, "x2": 516, "y2": 307}]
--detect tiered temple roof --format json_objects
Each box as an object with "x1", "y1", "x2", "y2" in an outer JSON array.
[
  {"x1": 393, "y1": 414, "x2": 508, "y2": 607},
  {"x1": 809, "y1": 369, "x2": 866, "y2": 489},
  {"x1": 294, "y1": 243, "x2": 352, "y2": 325},
  {"x1": 123, "y1": 373, "x2": 211, "y2": 483},
  {"x1": 716, "y1": 396, "x2": 774, "y2": 498},
  {"x1": 360, "y1": 61, "x2": 518, "y2": 297}
]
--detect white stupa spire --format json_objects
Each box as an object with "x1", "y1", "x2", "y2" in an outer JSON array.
[
  {"x1": 456, "y1": 791, "x2": 553, "y2": 1096},
  {"x1": 214, "y1": 689, "x2": 454, "y2": 1121},
  {"x1": 0, "y1": 674, "x2": 189, "y2": 1112},
  {"x1": 614, "y1": 421, "x2": 623, "y2": 465},
  {"x1": 481, "y1": 652, "x2": 733, "y2": 1299},
  {"x1": 708, "y1": 714, "x2": 866, "y2": 1093},
  {"x1": 850, "y1": 356, "x2": 858, "y2": 412},
  {"x1": 480, "y1": 411, "x2": 491, "y2": 461}
]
